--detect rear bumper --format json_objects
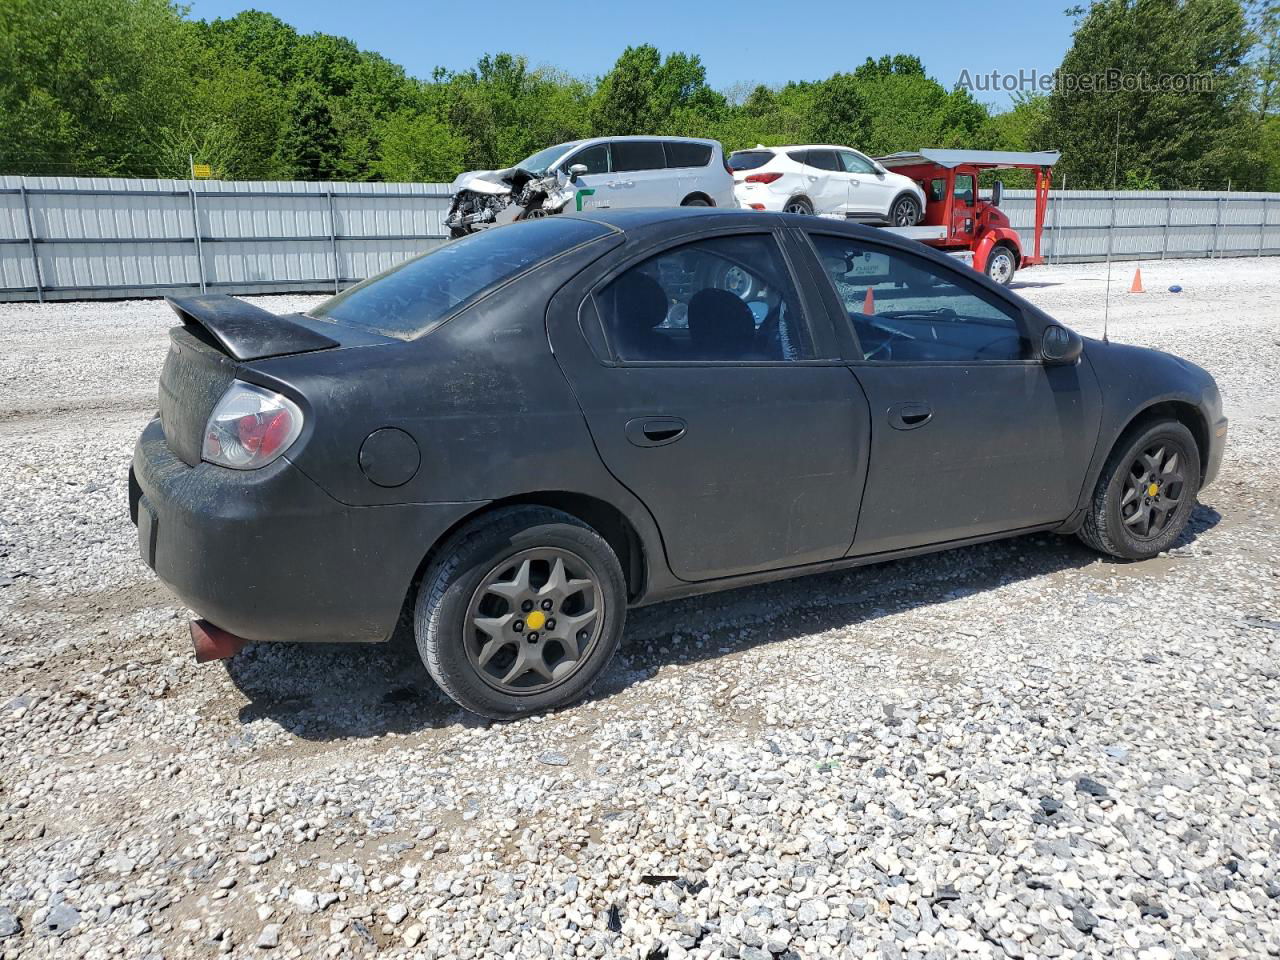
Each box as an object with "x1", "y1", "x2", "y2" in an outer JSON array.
[{"x1": 131, "y1": 418, "x2": 481, "y2": 644}]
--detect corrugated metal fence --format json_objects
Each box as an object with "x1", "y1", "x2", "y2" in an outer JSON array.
[
  {"x1": 0, "y1": 176, "x2": 452, "y2": 302},
  {"x1": 2, "y1": 176, "x2": 1278, "y2": 302},
  {"x1": 1003, "y1": 188, "x2": 1280, "y2": 263}
]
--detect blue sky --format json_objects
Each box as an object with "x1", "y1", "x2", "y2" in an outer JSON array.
[{"x1": 188, "y1": 0, "x2": 1078, "y2": 109}]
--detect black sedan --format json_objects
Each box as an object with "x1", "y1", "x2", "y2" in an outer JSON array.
[{"x1": 131, "y1": 209, "x2": 1226, "y2": 718}]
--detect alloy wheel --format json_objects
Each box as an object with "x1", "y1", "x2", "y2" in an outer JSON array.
[
  {"x1": 893, "y1": 199, "x2": 917, "y2": 226},
  {"x1": 463, "y1": 548, "x2": 605, "y2": 694},
  {"x1": 1121, "y1": 442, "x2": 1186, "y2": 539}
]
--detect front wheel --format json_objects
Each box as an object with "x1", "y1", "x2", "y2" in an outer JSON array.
[
  {"x1": 415, "y1": 507, "x2": 626, "y2": 719},
  {"x1": 1078, "y1": 420, "x2": 1200, "y2": 560},
  {"x1": 986, "y1": 244, "x2": 1017, "y2": 285}
]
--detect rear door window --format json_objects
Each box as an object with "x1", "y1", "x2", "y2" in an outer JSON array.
[
  {"x1": 664, "y1": 142, "x2": 712, "y2": 168},
  {"x1": 612, "y1": 140, "x2": 668, "y2": 172},
  {"x1": 596, "y1": 234, "x2": 814, "y2": 362},
  {"x1": 802, "y1": 150, "x2": 841, "y2": 171},
  {"x1": 310, "y1": 219, "x2": 611, "y2": 339}
]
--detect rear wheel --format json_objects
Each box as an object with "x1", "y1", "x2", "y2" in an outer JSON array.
[
  {"x1": 1078, "y1": 420, "x2": 1200, "y2": 560},
  {"x1": 681, "y1": 195, "x2": 711, "y2": 207},
  {"x1": 986, "y1": 244, "x2": 1017, "y2": 285},
  {"x1": 414, "y1": 507, "x2": 626, "y2": 719},
  {"x1": 783, "y1": 197, "x2": 813, "y2": 216},
  {"x1": 891, "y1": 194, "x2": 922, "y2": 227}
]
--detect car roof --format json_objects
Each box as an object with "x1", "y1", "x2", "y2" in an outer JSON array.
[{"x1": 730, "y1": 144, "x2": 858, "y2": 153}]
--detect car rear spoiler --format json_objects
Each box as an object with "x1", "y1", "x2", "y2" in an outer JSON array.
[{"x1": 166, "y1": 294, "x2": 339, "y2": 361}]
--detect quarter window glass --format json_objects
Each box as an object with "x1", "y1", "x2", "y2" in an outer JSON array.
[
  {"x1": 598, "y1": 235, "x2": 813, "y2": 362},
  {"x1": 839, "y1": 151, "x2": 877, "y2": 174},
  {"x1": 809, "y1": 233, "x2": 1031, "y2": 363},
  {"x1": 564, "y1": 144, "x2": 609, "y2": 174},
  {"x1": 664, "y1": 142, "x2": 712, "y2": 167},
  {"x1": 954, "y1": 174, "x2": 975, "y2": 204},
  {"x1": 612, "y1": 140, "x2": 667, "y2": 172}
]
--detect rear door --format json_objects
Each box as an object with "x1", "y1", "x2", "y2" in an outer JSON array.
[
  {"x1": 610, "y1": 140, "x2": 672, "y2": 207},
  {"x1": 789, "y1": 149, "x2": 848, "y2": 215},
  {"x1": 553, "y1": 228, "x2": 871, "y2": 581}
]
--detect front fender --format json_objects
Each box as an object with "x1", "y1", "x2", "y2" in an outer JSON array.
[{"x1": 973, "y1": 228, "x2": 1021, "y2": 274}]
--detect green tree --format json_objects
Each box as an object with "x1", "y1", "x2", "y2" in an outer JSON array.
[
  {"x1": 1044, "y1": 0, "x2": 1261, "y2": 188},
  {"x1": 806, "y1": 73, "x2": 870, "y2": 146},
  {"x1": 371, "y1": 111, "x2": 468, "y2": 182}
]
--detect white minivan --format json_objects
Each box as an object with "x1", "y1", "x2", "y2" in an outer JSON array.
[{"x1": 446, "y1": 137, "x2": 737, "y2": 236}]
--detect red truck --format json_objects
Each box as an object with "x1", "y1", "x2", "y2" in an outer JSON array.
[{"x1": 876, "y1": 149, "x2": 1059, "y2": 285}]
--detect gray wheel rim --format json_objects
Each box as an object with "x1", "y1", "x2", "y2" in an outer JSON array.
[
  {"x1": 785, "y1": 200, "x2": 810, "y2": 214},
  {"x1": 893, "y1": 199, "x2": 917, "y2": 226},
  {"x1": 989, "y1": 252, "x2": 1014, "y2": 283},
  {"x1": 1121, "y1": 442, "x2": 1187, "y2": 540},
  {"x1": 464, "y1": 547, "x2": 605, "y2": 694}
]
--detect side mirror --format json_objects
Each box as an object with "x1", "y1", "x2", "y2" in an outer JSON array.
[
  {"x1": 991, "y1": 180, "x2": 1004, "y2": 207},
  {"x1": 568, "y1": 163, "x2": 588, "y2": 182},
  {"x1": 1041, "y1": 324, "x2": 1083, "y2": 365}
]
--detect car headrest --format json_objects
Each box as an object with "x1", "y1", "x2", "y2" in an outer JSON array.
[
  {"x1": 688, "y1": 288, "x2": 756, "y2": 358},
  {"x1": 612, "y1": 272, "x2": 669, "y2": 335}
]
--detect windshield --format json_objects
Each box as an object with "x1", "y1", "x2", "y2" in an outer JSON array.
[
  {"x1": 309, "y1": 218, "x2": 611, "y2": 339},
  {"x1": 515, "y1": 141, "x2": 580, "y2": 174}
]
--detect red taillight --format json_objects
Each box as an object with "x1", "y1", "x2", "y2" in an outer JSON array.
[
  {"x1": 748, "y1": 203, "x2": 766, "y2": 210},
  {"x1": 237, "y1": 410, "x2": 291, "y2": 457},
  {"x1": 745, "y1": 172, "x2": 783, "y2": 184}
]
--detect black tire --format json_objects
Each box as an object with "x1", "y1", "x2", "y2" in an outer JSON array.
[
  {"x1": 681, "y1": 195, "x2": 711, "y2": 207},
  {"x1": 986, "y1": 244, "x2": 1017, "y2": 285},
  {"x1": 783, "y1": 196, "x2": 813, "y2": 216},
  {"x1": 890, "y1": 194, "x2": 922, "y2": 227},
  {"x1": 1078, "y1": 420, "x2": 1200, "y2": 561},
  {"x1": 414, "y1": 506, "x2": 626, "y2": 719}
]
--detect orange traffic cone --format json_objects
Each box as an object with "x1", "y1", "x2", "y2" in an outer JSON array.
[
  {"x1": 1129, "y1": 268, "x2": 1144, "y2": 293},
  {"x1": 862, "y1": 288, "x2": 875, "y2": 315}
]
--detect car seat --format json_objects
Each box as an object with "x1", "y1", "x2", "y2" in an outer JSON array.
[
  {"x1": 611, "y1": 272, "x2": 671, "y2": 359},
  {"x1": 688, "y1": 288, "x2": 759, "y2": 360}
]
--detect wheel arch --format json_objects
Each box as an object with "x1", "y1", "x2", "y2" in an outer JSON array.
[
  {"x1": 680, "y1": 192, "x2": 714, "y2": 206},
  {"x1": 404, "y1": 492, "x2": 649, "y2": 616},
  {"x1": 1113, "y1": 400, "x2": 1210, "y2": 485},
  {"x1": 890, "y1": 190, "x2": 921, "y2": 215}
]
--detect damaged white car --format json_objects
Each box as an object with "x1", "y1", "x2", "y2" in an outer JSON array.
[{"x1": 445, "y1": 136, "x2": 736, "y2": 237}]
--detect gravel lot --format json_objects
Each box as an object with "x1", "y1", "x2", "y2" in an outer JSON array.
[{"x1": 1, "y1": 256, "x2": 1277, "y2": 960}]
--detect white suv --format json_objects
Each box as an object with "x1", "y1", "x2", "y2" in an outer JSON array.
[
  {"x1": 729, "y1": 145, "x2": 926, "y2": 226},
  {"x1": 446, "y1": 137, "x2": 737, "y2": 235}
]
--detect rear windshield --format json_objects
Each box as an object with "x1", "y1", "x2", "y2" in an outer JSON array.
[
  {"x1": 728, "y1": 150, "x2": 774, "y2": 171},
  {"x1": 310, "y1": 218, "x2": 610, "y2": 339}
]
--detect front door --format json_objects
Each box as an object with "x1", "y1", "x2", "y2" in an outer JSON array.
[
  {"x1": 839, "y1": 150, "x2": 895, "y2": 219},
  {"x1": 949, "y1": 170, "x2": 978, "y2": 246},
  {"x1": 561, "y1": 142, "x2": 613, "y2": 210},
  {"x1": 802, "y1": 229, "x2": 1099, "y2": 554},
  {"x1": 558, "y1": 231, "x2": 870, "y2": 581}
]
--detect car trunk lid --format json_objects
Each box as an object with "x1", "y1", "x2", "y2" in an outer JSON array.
[{"x1": 157, "y1": 294, "x2": 373, "y2": 466}]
